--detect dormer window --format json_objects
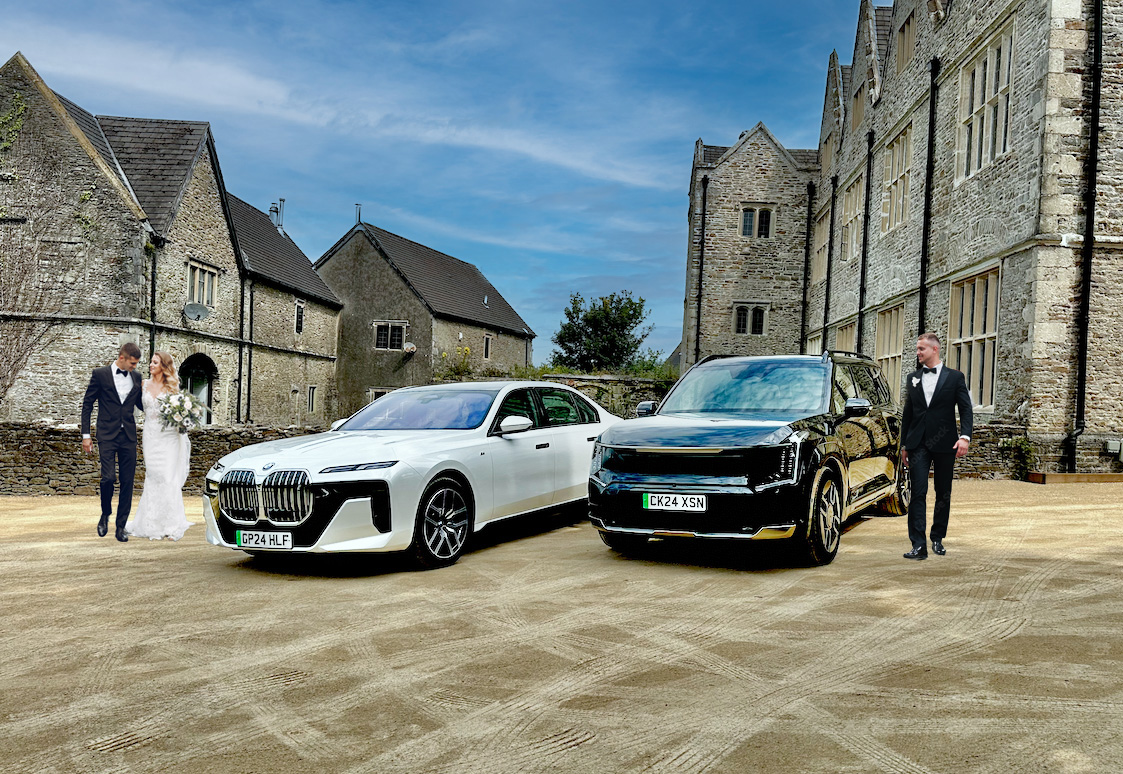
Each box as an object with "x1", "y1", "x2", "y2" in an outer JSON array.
[{"x1": 740, "y1": 206, "x2": 774, "y2": 239}]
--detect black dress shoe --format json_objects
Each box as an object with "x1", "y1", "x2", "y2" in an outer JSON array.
[
  {"x1": 97, "y1": 517, "x2": 109, "y2": 537},
  {"x1": 903, "y1": 546, "x2": 928, "y2": 560},
  {"x1": 932, "y1": 541, "x2": 946, "y2": 555},
  {"x1": 116, "y1": 528, "x2": 129, "y2": 543}
]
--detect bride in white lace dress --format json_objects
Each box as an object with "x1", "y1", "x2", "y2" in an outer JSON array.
[{"x1": 127, "y1": 352, "x2": 194, "y2": 541}]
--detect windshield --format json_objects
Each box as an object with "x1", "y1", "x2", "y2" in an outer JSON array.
[
  {"x1": 660, "y1": 361, "x2": 828, "y2": 415},
  {"x1": 339, "y1": 389, "x2": 499, "y2": 430}
]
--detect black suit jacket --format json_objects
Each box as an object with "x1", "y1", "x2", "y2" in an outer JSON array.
[
  {"x1": 81, "y1": 365, "x2": 143, "y2": 444},
  {"x1": 900, "y1": 365, "x2": 974, "y2": 452}
]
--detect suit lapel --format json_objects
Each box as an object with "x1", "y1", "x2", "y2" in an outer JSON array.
[{"x1": 933, "y1": 365, "x2": 951, "y2": 402}]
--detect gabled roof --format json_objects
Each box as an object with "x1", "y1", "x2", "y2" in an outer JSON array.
[
  {"x1": 96, "y1": 116, "x2": 210, "y2": 236},
  {"x1": 227, "y1": 195, "x2": 340, "y2": 308},
  {"x1": 321, "y1": 224, "x2": 534, "y2": 338},
  {"x1": 789, "y1": 149, "x2": 820, "y2": 170},
  {"x1": 52, "y1": 91, "x2": 134, "y2": 199}
]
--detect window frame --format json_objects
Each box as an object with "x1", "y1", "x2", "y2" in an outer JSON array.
[
  {"x1": 187, "y1": 261, "x2": 219, "y2": 308},
  {"x1": 812, "y1": 209, "x2": 830, "y2": 282},
  {"x1": 876, "y1": 304, "x2": 906, "y2": 403},
  {"x1": 733, "y1": 302, "x2": 769, "y2": 337},
  {"x1": 840, "y1": 173, "x2": 865, "y2": 262},
  {"x1": 882, "y1": 125, "x2": 912, "y2": 233},
  {"x1": 373, "y1": 320, "x2": 408, "y2": 351},
  {"x1": 483, "y1": 334, "x2": 493, "y2": 360},
  {"x1": 835, "y1": 321, "x2": 857, "y2": 352},
  {"x1": 805, "y1": 332, "x2": 823, "y2": 356},
  {"x1": 851, "y1": 84, "x2": 866, "y2": 132},
  {"x1": 896, "y1": 12, "x2": 916, "y2": 76},
  {"x1": 949, "y1": 266, "x2": 1000, "y2": 410},
  {"x1": 740, "y1": 205, "x2": 775, "y2": 239},
  {"x1": 294, "y1": 299, "x2": 305, "y2": 335},
  {"x1": 959, "y1": 20, "x2": 1015, "y2": 180},
  {"x1": 307, "y1": 385, "x2": 317, "y2": 414}
]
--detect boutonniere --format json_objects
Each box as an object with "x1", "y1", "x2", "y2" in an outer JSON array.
[{"x1": 911, "y1": 376, "x2": 920, "y2": 388}]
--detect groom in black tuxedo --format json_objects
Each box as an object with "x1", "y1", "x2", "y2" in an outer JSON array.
[
  {"x1": 81, "y1": 342, "x2": 144, "y2": 542},
  {"x1": 900, "y1": 333, "x2": 973, "y2": 560}
]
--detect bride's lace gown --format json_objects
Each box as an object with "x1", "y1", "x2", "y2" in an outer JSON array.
[{"x1": 128, "y1": 384, "x2": 194, "y2": 540}]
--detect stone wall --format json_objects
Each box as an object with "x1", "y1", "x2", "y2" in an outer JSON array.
[
  {"x1": 681, "y1": 128, "x2": 816, "y2": 369},
  {"x1": 539, "y1": 374, "x2": 674, "y2": 419},
  {"x1": 433, "y1": 318, "x2": 532, "y2": 377},
  {"x1": 0, "y1": 422, "x2": 319, "y2": 496}
]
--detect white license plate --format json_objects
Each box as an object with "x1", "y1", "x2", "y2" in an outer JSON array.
[
  {"x1": 643, "y1": 493, "x2": 707, "y2": 512},
  {"x1": 235, "y1": 530, "x2": 292, "y2": 550}
]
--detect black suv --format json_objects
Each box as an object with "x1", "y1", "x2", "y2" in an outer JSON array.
[{"x1": 588, "y1": 352, "x2": 909, "y2": 565}]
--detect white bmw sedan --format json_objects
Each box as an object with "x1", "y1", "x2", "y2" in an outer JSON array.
[{"x1": 202, "y1": 381, "x2": 620, "y2": 568}]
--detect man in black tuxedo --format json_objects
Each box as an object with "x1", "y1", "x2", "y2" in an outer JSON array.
[
  {"x1": 81, "y1": 342, "x2": 144, "y2": 542},
  {"x1": 900, "y1": 333, "x2": 973, "y2": 560}
]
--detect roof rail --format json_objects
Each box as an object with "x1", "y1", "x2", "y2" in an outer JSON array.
[
  {"x1": 697, "y1": 354, "x2": 736, "y2": 365},
  {"x1": 825, "y1": 349, "x2": 874, "y2": 360}
]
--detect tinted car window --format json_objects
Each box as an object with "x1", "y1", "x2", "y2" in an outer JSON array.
[
  {"x1": 492, "y1": 389, "x2": 541, "y2": 430},
  {"x1": 831, "y1": 365, "x2": 860, "y2": 413},
  {"x1": 340, "y1": 389, "x2": 497, "y2": 430},
  {"x1": 571, "y1": 392, "x2": 599, "y2": 423},
  {"x1": 662, "y1": 361, "x2": 828, "y2": 414},
  {"x1": 537, "y1": 388, "x2": 581, "y2": 426},
  {"x1": 851, "y1": 365, "x2": 888, "y2": 406}
]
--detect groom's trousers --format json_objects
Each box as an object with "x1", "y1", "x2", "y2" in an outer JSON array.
[
  {"x1": 98, "y1": 434, "x2": 137, "y2": 529},
  {"x1": 906, "y1": 445, "x2": 955, "y2": 550}
]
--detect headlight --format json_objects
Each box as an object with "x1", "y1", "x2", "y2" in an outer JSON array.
[
  {"x1": 319, "y1": 461, "x2": 398, "y2": 474},
  {"x1": 204, "y1": 478, "x2": 219, "y2": 495},
  {"x1": 591, "y1": 443, "x2": 605, "y2": 474},
  {"x1": 750, "y1": 443, "x2": 799, "y2": 488}
]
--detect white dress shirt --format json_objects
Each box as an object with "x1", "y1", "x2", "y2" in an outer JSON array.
[{"x1": 920, "y1": 362, "x2": 942, "y2": 406}]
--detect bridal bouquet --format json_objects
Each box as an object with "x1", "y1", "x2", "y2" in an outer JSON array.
[{"x1": 157, "y1": 392, "x2": 206, "y2": 434}]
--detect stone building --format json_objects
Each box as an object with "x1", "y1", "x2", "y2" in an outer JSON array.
[
  {"x1": 317, "y1": 222, "x2": 535, "y2": 417},
  {"x1": 682, "y1": 0, "x2": 1122, "y2": 472},
  {"x1": 0, "y1": 52, "x2": 339, "y2": 427}
]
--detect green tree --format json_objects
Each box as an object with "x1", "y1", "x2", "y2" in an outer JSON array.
[{"x1": 550, "y1": 291, "x2": 656, "y2": 372}]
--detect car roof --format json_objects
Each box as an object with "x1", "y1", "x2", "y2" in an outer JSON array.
[
  {"x1": 395, "y1": 380, "x2": 583, "y2": 391},
  {"x1": 696, "y1": 353, "x2": 878, "y2": 368}
]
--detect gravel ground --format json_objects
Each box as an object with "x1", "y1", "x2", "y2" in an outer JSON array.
[{"x1": 2, "y1": 480, "x2": 1122, "y2": 773}]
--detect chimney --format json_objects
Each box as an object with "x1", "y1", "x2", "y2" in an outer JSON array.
[
  {"x1": 355, "y1": 203, "x2": 362, "y2": 224},
  {"x1": 277, "y1": 198, "x2": 285, "y2": 235},
  {"x1": 268, "y1": 202, "x2": 279, "y2": 226}
]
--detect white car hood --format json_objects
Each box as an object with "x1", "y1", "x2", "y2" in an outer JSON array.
[{"x1": 215, "y1": 429, "x2": 476, "y2": 473}]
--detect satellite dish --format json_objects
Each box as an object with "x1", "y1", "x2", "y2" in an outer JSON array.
[
  {"x1": 183, "y1": 302, "x2": 211, "y2": 321},
  {"x1": 403, "y1": 342, "x2": 417, "y2": 354}
]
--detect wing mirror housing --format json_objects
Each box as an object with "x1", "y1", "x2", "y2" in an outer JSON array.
[
  {"x1": 844, "y1": 397, "x2": 872, "y2": 417},
  {"x1": 498, "y1": 415, "x2": 534, "y2": 434},
  {"x1": 330, "y1": 418, "x2": 346, "y2": 431},
  {"x1": 635, "y1": 401, "x2": 657, "y2": 417}
]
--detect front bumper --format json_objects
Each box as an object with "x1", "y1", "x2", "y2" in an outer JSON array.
[
  {"x1": 202, "y1": 477, "x2": 418, "y2": 554},
  {"x1": 588, "y1": 475, "x2": 805, "y2": 540}
]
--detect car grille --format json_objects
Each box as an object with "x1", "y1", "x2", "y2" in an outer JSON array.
[
  {"x1": 219, "y1": 470, "x2": 259, "y2": 523},
  {"x1": 262, "y1": 470, "x2": 314, "y2": 523},
  {"x1": 605, "y1": 445, "x2": 797, "y2": 489}
]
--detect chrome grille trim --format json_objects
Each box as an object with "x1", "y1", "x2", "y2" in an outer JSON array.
[
  {"x1": 262, "y1": 470, "x2": 314, "y2": 524},
  {"x1": 219, "y1": 470, "x2": 259, "y2": 524}
]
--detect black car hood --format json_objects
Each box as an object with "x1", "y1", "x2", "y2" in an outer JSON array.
[{"x1": 601, "y1": 412, "x2": 821, "y2": 449}]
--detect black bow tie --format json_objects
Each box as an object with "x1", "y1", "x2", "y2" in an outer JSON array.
[
  {"x1": 116, "y1": 368, "x2": 129, "y2": 376},
  {"x1": 922, "y1": 366, "x2": 937, "y2": 374}
]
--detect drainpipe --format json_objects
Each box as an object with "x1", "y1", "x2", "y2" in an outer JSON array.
[
  {"x1": 1067, "y1": 0, "x2": 1103, "y2": 472},
  {"x1": 918, "y1": 57, "x2": 941, "y2": 335},
  {"x1": 148, "y1": 240, "x2": 158, "y2": 356},
  {"x1": 800, "y1": 181, "x2": 816, "y2": 350},
  {"x1": 857, "y1": 131, "x2": 875, "y2": 351},
  {"x1": 236, "y1": 273, "x2": 245, "y2": 422},
  {"x1": 821, "y1": 175, "x2": 839, "y2": 347},
  {"x1": 693, "y1": 175, "x2": 710, "y2": 365},
  {"x1": 246, "y1": 280, "x2": 255, "y2": 423}
]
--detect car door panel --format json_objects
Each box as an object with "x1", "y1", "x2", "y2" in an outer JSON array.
[{"x1": 485, "y1": 388, "x2": 555, "y2": 522}]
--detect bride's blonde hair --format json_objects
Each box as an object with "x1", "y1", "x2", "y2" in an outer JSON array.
[{"x1": 153, "y1": 351, "x2": 180, "y2": 393}]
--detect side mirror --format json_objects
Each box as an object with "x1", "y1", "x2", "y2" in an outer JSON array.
[
  {"x1": 498, "y1": 415, "x2": 534, "y2": 434},
  {"x1": 635, "y1": 401, "x2": 657, "y2": 417},
  {"x1": 844, "y1": 397, "x2": 872, "y2": 417},
  {"x1": 330, "y1": 418, "x2": 346, "y2": 431}
]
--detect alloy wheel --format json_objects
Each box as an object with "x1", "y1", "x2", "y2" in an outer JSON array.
[{"x1": 422, "y1": 486, "x2": 469, "y2": 560}]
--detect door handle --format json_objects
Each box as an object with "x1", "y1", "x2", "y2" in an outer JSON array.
[
  {"x1": 586, "y1": 436, "x2": 596, "y2": 442},
  {"x1": 536, "y1": 443, "x2": 550, "y2": 450}
]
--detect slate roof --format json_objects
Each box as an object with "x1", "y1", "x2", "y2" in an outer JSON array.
[
  {"x1": 227, "y1": 195, "x2": 340, "y2": 308},
  {"x1": 96, "y1": 116, "x2": 210, "y2": 235},
  {"x1": 789, "y1": 149, "x2": 820, "y2": 170},
  {"x1": 356, "y1": 223, "x2": 534, "y2": 338},
  {"x1": 875, "y1": 6, "x2": 894, "y2": 73},
  {"x1": 52, "y1": 92, "x2": 134, "y2": 197},
  {"x1": 702, "y1": 145, "x2": 730, "y2": 165},
  {"x1": 840, "y1": 64, "x2": 853, "y2": 105}
]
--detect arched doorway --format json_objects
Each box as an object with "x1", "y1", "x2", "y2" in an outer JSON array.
[{"x1": 179, "y1": 353, "x2": 218, "y2": 424}]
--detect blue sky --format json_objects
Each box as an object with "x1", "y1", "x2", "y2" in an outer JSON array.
[{"x1": 3, "y1": 0, "x2": 866, "y2": 363}]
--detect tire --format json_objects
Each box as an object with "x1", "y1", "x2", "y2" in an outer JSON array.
[
  {"x1": 599, "y1": 530, "x2": 649, "y2": 554},
  {"x1": 875, "y1": 458, "x2": 911, "y2": 516},
  {"x1": 801, "y1": 470, "x2": 842, "y2": 566},
  {"x1": 411, "y1": 477, "x2": 472, "y2": 569}
]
